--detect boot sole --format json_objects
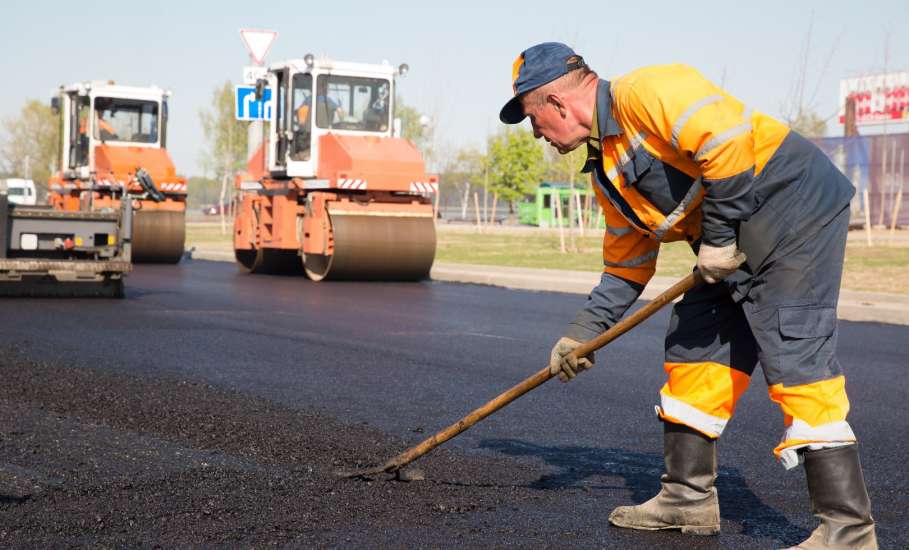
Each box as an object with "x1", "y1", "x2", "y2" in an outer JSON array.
[{"x1": 609, "y1": 519, "x2": 720, "y2": 536}]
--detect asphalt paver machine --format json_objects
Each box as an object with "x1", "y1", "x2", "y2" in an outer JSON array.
[
  {"x1": 234, "y1": 56, "x2": 437, "y2": 280},
  {"x1": 48, "y1": 81, "x2": 186, "y2": 263},
  {"x1": 0, "y1": 193, "x2": 131, "y2": 297}
]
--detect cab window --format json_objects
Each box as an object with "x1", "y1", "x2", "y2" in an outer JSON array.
[
  {"x1": 93, "y1": 97, "x2": 159, "y2": 144},
  {"x1": 315, "y1": 75, "x2": 390, "y2": 132},
  {"x1": 290, "y1": 73, "x2": 313, "y2": 161},
  {"x1": 73, "y1": 96, "x2": 91, "y2": 167}
]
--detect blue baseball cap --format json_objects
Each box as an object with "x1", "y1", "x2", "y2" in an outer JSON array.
[{"x1": 499, "y1": 42, "x2": 587, "y2": 124}]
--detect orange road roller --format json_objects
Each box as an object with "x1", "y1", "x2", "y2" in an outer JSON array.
[
  {"x1": 234, "y1": 56, "x2": 437, "y2": 280},
  {"x1": 48, "y1": 81, "x2": 186, "y2": 264}
]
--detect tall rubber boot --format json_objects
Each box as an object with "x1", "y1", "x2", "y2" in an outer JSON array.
[
  {"x1": 786, "y1": 445, "x2": 877, "y2": 549},
  {"x1": 608, "y1": 422, "x2": 720, "y2": 535}
]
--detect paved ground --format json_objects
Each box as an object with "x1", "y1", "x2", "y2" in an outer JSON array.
[
  {"x1": 0, "y1": 260, "x2": 906, "y2": 548},
  {"x1": 188, "y1": 247, "x2": 909, "y2": 326}
]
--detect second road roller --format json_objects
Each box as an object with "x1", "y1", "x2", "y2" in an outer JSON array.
[
  {"x1": 48, "y1": 81, "x2": 186, "y2": 264},
  {"x1": 233, "y1": 55, "x2": 437, "y2": 280}
]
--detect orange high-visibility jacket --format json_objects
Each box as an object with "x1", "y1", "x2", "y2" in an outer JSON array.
[
  {"x1": 566, "y1": 65, "x2": 853, "y2": 343},
  {"x1": 79, "y1": 115, "x2": 116, "y2": 136},
  {"x1": 585, "y1": 64, "x2": 790, "y2": 286}
]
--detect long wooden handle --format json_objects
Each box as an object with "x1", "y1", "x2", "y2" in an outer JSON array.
[{"x1": 375, "y1": 271, "x2": 704, "y2": 473}]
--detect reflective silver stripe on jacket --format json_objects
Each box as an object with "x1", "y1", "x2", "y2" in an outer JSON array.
[
  {"x1": 606, "y1": 224, "x2": 634, "y2": 236},
  {"x1": 672, "y1": 94, "x2": 724, "y2": 149},
  {"x1": 653, "y1": 179, "x2": 704, "y2": 239},
  {"x1": 613, "y1": 132, "x2": 648, "y2": 181},
  {"x1": 593, "y1": 132, "x2": 656, "y2": 235},
  {"x1": 603, "y1": 249, "x2": 659, "y2": 268},
  {"x1": 615, "y1": 132, "x2": 648, "y2": 165},
  {"x1": 695, "y1": 116, "x2": 753, "y2": 161}
]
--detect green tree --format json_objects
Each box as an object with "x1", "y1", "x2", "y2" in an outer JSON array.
[
  {"x1": 447, "y1": 147, "x2": 486, "y2": 188},
  {"x1": 543, "y1": 143, "x2": 594, "y2": 251},
  {"x1": 395, "y1": 96, "x2": 434, "y2": 163},
  {"x1": 185, "y1": 175, "x2": 221, "y2": 208},
  {"x1": 437, "y1": 146, "x2": 486, "y2": 217},
  {"x1": 0, "y1": 99, "x2": 60, "y2": 192},
  {"x1": 487, "y1": 127, "x2": 545, "y2": 207},
  {"x1": 544, "y1": 144, "x2": 588, "y2": 184},
  {"x1": 786, "y1": 110, "x2": 827, "y2": 137},
  {"x1": 199, "y1": 81, "x2": 248, "y2": 178}
]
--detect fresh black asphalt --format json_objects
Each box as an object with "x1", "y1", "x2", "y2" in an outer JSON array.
[{"x1": 0, "y1": 259, "x2": 905, "y2": 547}]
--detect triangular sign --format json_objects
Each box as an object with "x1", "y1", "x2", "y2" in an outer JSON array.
[{"x1": 240, "y1": 29, "x2": 278, "y2": 65}]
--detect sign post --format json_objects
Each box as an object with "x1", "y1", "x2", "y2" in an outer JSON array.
[
  {"x1": 239, "y1": 29, "x2": 278, "y2": 176},
  {"x1": 242, "y1": 66, "x2": 267, "y2": 85}
]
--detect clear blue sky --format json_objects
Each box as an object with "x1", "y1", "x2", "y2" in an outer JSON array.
[{"x1": 1, "y1": 0, "x2": 906, "y2": 176}]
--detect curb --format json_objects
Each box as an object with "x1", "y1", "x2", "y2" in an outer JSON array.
[
  {"x1": 187, "y1": 248, "x2": 234, "y2": 262},
  {"x1": 185, "y1": 248, "x2": 909, "y2": 327},
  {"x1": 430, "y1": 263, "x2": 909, "y2": 327}
]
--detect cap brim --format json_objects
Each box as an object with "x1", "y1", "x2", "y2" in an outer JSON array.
[{"x1": 499, "y1": 96, "x2": 526, "y2": 124}]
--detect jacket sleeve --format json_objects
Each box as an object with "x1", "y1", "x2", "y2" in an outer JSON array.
[
  {"x1": 565, "y1": 272, "x2": 645, "y2": 341},
  {"x1": 619, "y1": 65, "x2": 756, "y2": 246},
  {"x1": 565, "y1": 196, "x2": 653, "y2": 341}
]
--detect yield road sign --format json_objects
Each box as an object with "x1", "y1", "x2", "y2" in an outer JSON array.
[
  {"x1": 240, "y1": 29, "x2": 278, "y2": 66},
  {"x1": 235, "y1": 85, "x2": 273, "y2": 121}
]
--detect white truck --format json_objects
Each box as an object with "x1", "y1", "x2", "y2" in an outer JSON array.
[{"x1": 0, "y1": 178, "x2": 38, "y2": 206}]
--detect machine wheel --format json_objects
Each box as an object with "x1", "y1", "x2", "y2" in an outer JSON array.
[
  {"x1": 101, "y1": 278, "x2": 126, "y2": 299},
  {"x1": 302, "y1": 210, "x2": 436, "y2": 281},
  {"x1": 302, "y1": 253, "x2": 331, "y2": 281},
  {"x1": 235, "y1": 248, "x2": 263, "y2": 273},
  {"x1": 236, "y1": 247, "x2": 302, "y2": 275},
  {"x1": 132, "y1": 210, "x2": 186, "y2": 264}
]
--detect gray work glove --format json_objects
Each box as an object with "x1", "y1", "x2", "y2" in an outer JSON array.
[
  {"x1": 549, "y1": 337, "x2": 595, "y2": 383},
  {"x1": 697, "y1": 243, "x2": 746, "y2": 284}
]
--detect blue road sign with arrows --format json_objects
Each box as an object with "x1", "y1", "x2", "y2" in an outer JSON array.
[{"x1": 235, "y1": 86, "x2": 273, "y2": 121}]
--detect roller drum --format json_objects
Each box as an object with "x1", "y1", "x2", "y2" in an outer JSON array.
[
  {"x1": 132, "y1": 210, "x2": 186, "y2": 264},
  {"x1": 236, "y1": 247, "x2": 302, "y2": 275},
  {"x1": 235, "y1": 248, "x2": 261, "y2": 273},
  {"x1": 303, "y1": 211, "x2": 436, "y2": 281}
]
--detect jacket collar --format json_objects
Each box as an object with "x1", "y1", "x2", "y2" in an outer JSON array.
[
  {"x1": 582, "y1": 80, "x2": 622, "y2": 173},
  {"x1": 597, "y1": 79, "x2": 622, "y2": 138}
]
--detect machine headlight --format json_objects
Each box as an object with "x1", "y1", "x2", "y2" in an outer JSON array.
[{"x1": 20, "y1": 234, "x2": 38, "y2": 251}]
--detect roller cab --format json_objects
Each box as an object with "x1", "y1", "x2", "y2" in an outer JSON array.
[
  {"x1": 48, "y1": 81, "x2": 186, "y2": 264},
  {"x1": 234, "y1": 56, "x2": 437, "y2": 281}
]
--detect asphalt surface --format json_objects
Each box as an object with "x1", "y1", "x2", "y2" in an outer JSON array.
[{"x1": 0, "y1": 259, "x2": 906, "y2": 548}]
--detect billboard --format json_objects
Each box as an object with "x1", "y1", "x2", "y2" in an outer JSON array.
[
  {"x1": 813, "y1": 134, "x2": 909, "y2": 228},
  {"x1": 839, "y1": 72, "x2": 909, "y2": 126}
]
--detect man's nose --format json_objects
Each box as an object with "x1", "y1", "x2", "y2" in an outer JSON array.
[{"x1": 532, "y1": 125, "x2": 542, "y2": 139}]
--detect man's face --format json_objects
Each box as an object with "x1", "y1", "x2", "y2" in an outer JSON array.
[{"x1": 523, "y1": 96, "x2": 586, "y2": 154}]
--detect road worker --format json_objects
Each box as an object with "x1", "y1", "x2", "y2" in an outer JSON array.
[
  {"x1": 78, "y1": 104, "x2": 117, "y2": 140},
  {"x1": 500, "y1": 42, "x2": 876, "y2": 548},
  {"x1": 313, "y1": 78, "x2": 346, "y2": 128},
  {"x1": 292, "y1": 83, "x2": 314, "y2": 161}
]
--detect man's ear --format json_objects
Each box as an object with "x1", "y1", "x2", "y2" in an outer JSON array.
[{"x1": 548, "y1": 93, "x2": 567, "y2": 118}]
